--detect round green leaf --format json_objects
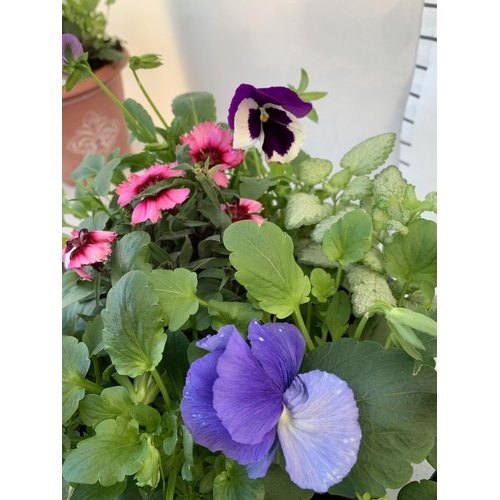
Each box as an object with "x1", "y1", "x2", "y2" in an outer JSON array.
[
  {"x1": 102, "y1": 271, "x2": 166, "y2": 378},
  {"x1": 397, "y1": 479, "x2": 437, "y2": 500},
  {"x1": 285, "y1": 193, "x2": 333, "y2": 230},
  {"x1": 213, "y1": 459, "x2": 265, "y2": 500},
  {"x1": 223, "y1": 221, "x2": 311, "y2": 318}
]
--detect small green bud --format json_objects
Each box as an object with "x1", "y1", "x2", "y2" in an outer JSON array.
[{"x1": 129, "y1": 53, "x2": 163, "y2": 70}]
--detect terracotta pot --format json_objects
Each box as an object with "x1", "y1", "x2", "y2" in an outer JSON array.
[{"x1": 62, "y1": 49, "x2": 131, "y2": 185}]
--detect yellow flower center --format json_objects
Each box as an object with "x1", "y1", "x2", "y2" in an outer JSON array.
[{"x1": 260, "y1": 107, "x2": 269, "y2": 123}]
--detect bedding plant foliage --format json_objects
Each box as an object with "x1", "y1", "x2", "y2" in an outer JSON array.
[{"x1": 62, "y1": 34, "x2": 437, "y2": 500}]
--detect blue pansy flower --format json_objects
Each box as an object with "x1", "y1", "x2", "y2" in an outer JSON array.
[
  {"x1": 227, "y1": 84, "x2": 313, "y2": 164},
  {"x1": 180, "y1": 320, "x2": 362, "y2": 492}
]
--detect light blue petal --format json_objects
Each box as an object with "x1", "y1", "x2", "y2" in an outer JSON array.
[{"x1": 277, "y1": 370, "x2": 362, "y2": 493}]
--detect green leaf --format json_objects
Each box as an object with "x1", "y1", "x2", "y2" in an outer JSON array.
[
  {"x1": 72, "y1": 154, "x2": 105, "y2": 183},
  {"x1": 373, "y1": 165, "x2": 407, "y2": 211},
  {"x1": 223, "y1": 221, "x2": 311, "y2": 318},
  {"x1": 310, "y1": 268, "x2": 336, "y2": 302},
  {"x1": 322, "y1": 209, "x2": 372, "y2": 266},
  {"x1": 310, "y1": 207, "x2": 356, "y2": 244},
  {"x1": 208, "y1": 300, "x2": 263, "y2": 333},
  {"x1": 340, "y1": 175, "x2": 373, "y2": 202},
  {"x1": 397, "y1": 479, "x2": 437, "y2": 500},
  {"x1": 340, "y1": 133, "x2": 396, "y2": 176},
  {"x1": 344, "y1": 266, "x2": 396, "y2": 317},
  {"x1": 71, "y1": 480, "x2": 127, "y2": 500},
  {"x1": 306, "y1": 107, "x2": 318, "y2": 123},
  {"x1": 326, "y1": 290, "x2": 351, "y2": 341},
  {"x1": 296, "y1": 241, "x2": 339, "y2": 269},
  {"x1": 62, "y1": 336, "x2": 91, "y2": 423},
  {"x1": 102, "y1": 271, "x2": 166, "y2": 377},
  {"x1": 427, "y1": 439, "x2": 437, "y2": 470},
  {"x1": 63, "y1": 271, "x2": 94, "y2": 308},
  {"x1": 160, "y1": 329, "x2": 190, "y2": 400},
  {"x1": 262, "y1": 464, "x2": 314, "y2": 500},
  {"x1": 80, "y1": 386, "x2": 135, "y2": 428},
  {"x1": 171, "y1": 92, "x2": 216, "y2": 132},
  {"x1": 123, "y1": 98, "x2": 157, "y2": 143},
  {"x1": 134, "y1": 439, "x2": 161, "y2": 488},
  {"x1": 162, "y1": 411, "x2": 178, "y2": 456},
  {"x1": 285, "y1": 193, "x2": 333, "y2": 230},
  {"x1": 148, "y1": 268, "x2": 200, "y2": 331},
  {"x1": 299, "y1": 91, "x2": 328, "y2": 101},
  {"x1": 296, "y1": 68, "x2": 309, "y2": 94},
  {"x1": 94, "y1": 158, "x2": 121, "y2": 197},
  {"x1": 297, "y1": 158, "x2": 333, "y2": 186},
  {"x1": 129, "y1": 405, "x2": 161, "y2": 432},
  {"x1": 62, "y1": 416, "x2": 149, "y2": 486},
  {"x1": 361, "y1": 246, "x2": 385, "y2": 273},
  {"x1": 384, "y1": 219, "x2": 437, "y2": 287},
  {"x1": 199, "y1": 197, "x2": 232, "y2": 229},
  {"x1": 239, "y1": 177, "x2": 276, "y2": 200},
  {"x1": 213, "y1": 458, "x2": 265, "y2": 500},
  {"x1": 302, "y1": 340, "x2": 437, "y2": 498},
  {"x1": 387, "y1": 308, "x2": 437, "y2": 337},
  {"x1": 110, "y1": 231, "x2": 153, "y2": 286},
  {"x1": 82, "y1": 314, "x2": 104, "y2": 357}
]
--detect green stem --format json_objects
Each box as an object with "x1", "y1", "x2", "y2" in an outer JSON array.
[
  {"x1": 152, "y1": 369, "x2": 172, "y2": 411},
  {"x1": 197, "y1": 297, "x2": 208, "y2": 308},
  {"x1": 384, "y1": 332, "x2": 393, "y2": 349},
  {"x1": 132, "y1": 68, "x2": 169, "y2": 130},
  {"x1": 306, "y1": 301, "x2": 312, "y2": 334},
  {"x1": 79, "y1": 378, "x2": 103, "y2": 394},
  {"x1": 293, "y1": 307, "x2": 315, "y2": 352},
  {"x1": 333, "y1": 264, "x2": 343, "y2": 294},
  {"x1": 91, "y1": 355, "x2": 101, "y2": 385},
  {"x1": 398, "y1": 281, "x2": 410, "y2": 308},
  {"x1": 88, "y1": 71, "x2": 151, "y2": 140},
  {"x1": 353, "y1": 314, "x2": 370, "y2": 341},
  {"x1": 165, "y1": 451, "x2": 181, "y2": 500}
]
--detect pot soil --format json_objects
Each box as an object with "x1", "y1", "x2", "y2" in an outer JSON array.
[{"x1": 62, "y1": 49, "x2": 131, "y2": 185}]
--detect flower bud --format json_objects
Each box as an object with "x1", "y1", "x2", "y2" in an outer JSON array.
[{"x1": 129, "y1": 54, "x2": 163, "y2": 70}]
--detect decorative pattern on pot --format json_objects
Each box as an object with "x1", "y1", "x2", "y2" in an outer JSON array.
[{"x1": 66, "y1": 111, "x2": 121, "y2": 156}]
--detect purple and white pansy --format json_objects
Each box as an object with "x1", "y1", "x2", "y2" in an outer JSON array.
[
  {"x1": 180, "y1": 320, "x2": 362, "y2": 493},
  {"x1": 227, "y1": 84, "x2": 313, "y2": 164}
]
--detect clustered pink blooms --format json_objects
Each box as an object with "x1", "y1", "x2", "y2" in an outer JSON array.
[
  {"x1": 180, "y1": 122, "x2": 245, "y2": 187},
  {"x1": 62, "y1": 229, "x2": 117, "y2": 280},
  {"x1": 116, "y1": 162, "x2": 190, "y2": 224},
  {"x1": 223, "y1": 198, "x2": 266, "y2": 225}
]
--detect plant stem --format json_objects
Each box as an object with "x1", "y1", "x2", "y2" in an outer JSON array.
[
  {"x1": 132, "y1": 68, "x2": 169, "y2": 130},
  {"x1": 88, "y1": 71, "x2": 150, "y2": 140},
  {"x1": 152, "y1": 368, "x2": 172, "y2": 411},
  {"x1": 165, "y1": 452, "x2": 181, "y2": 500},
  {"x1": 353, "y1": 314, "x2": 370, "y2": 341},
  {"x1": 306, "y1": 301, "x2": 312, "y2": 334},
  {"x1": 293, "y1": 307, "x2": 315, "y2": 352},
  {"x1": 197, "y1": 297, "x2": 208, "y2": 308},
  {"x1": 333, "y1": 264, "x2": 343, "y2": 294},
  {"x1": 384, "y1": 332, "x2": 393, "y2": 349},
  {"x1": 398, "y1": 281, "x2": 410, "y2": 307},
  {"x1": 91, "y1": 355, "x2": 101, "y2": 385},
  {"x1": 79, "y1": 378, "x2": 103, "y2": 394}
]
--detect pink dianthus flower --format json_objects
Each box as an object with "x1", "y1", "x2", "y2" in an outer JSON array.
[
  {"x1": 116, "y1": 162, "x2": 190, "y2": 224},
  {"x1": 180, "y1": 122, "x2": 245, "y2": 187},
  {"x1": 62, "y1": 229, "x2": 117, "y2": 280},
  {"x1": 223, "y1": 198, "x2": 266, "y2": 225}
]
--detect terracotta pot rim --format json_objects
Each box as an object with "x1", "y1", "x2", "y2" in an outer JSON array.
[{"x1": 62, "y1": 47, "x2": 129, "y2": 105}]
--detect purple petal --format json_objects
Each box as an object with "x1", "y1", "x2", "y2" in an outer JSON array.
[
  {"x1": 248, "y1": 320, "x2": 305, "y2": 392},
  {"x1": 62, "y1": 34, "x2": 84, "y2": 65},
  {"x1": 228, "y1": 84, "x2": 256, "y2": 130},
  {"x1": 180, "y1": 350, "x2": 275, "y2": 464},
  {"x1": 231, "y1": 98, "x2": 261, "y2": 150},
  {"x1": 246, "y1": 436, "x2": 279, "y2": 479},
  {"x1": 277, "y1": 370, "x2": 362, "y2": 493},
  {"x1": 196, "y1": 324, "x2": 238, "y2": 352},
  {"x1": 213, "y1": 330, "x2": 283, "y2": 445},
  {"x1": 255, "y1": 86, "x2": 313, "y2": 118}
]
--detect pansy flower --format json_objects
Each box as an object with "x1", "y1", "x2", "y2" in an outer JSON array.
[
  {"x1": 227, "y1": 84, "x2": 312, "y2": 164},
  {"x1": 62, "y1": 34, "x2": 84, "y2": 81},
  {"x1": 181, "y1": 320, "x2": 361, "y2": 492},
  {"x1": 222, "y1": 198, "x2": 266, "y2": 225},
  {"x1": 180, "y1": 122, "x2": 245, "y2": 187},
  {"x1": 116, "y1": 162, "x2": 190, "y2": 224},
  {"x1": 62, "y1": 229, "x2": 116, "y2": 281}
]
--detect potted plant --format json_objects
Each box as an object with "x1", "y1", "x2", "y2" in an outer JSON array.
[
  {"x1": 62, "y1": 0, "x2": 130, "y2": 186},
  {"x1": 62, "y1": 36, "x2": 437, "y2": 500}
]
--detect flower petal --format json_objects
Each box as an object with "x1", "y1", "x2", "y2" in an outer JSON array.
[
  {"x1": 246, "y1": 436, "x2": 279, "y2": 479},
  {"x1": 232, "y1": 97, "x2": 261, "y2": 150},
  {"x1": 212, "y1": 170, "x2": 229, "y2": 187},
  {"x1": 255, "y1": 86, "x2": 313, "y2": 118},
  {"x1": 227, "y1": 84, "x2": 257, "y2": 129},
  {"x1": 248, "y1": 320, "x2": 305, "y2": 392},
  {"x1": 197, "y1": 324, "x2": 239, "y2": 352},
  {"x1": 181, "y1": 350, "x2": 275, "y2": 464},
  {"x1": 131, "y1": 199, "x2": 161, "y2": 224},
  {"x1": 156, "y1": 188, "x2": 190, "y2": 210},
  {"x1": 260, "y1": 105, "x2": 306, "y2": 163},
  {"x1": 213, "y1": 330, "x2": 283, "y2": 445},
  {"x1": 277, "y1": 370, "x2": 362, "y2": 493}
]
